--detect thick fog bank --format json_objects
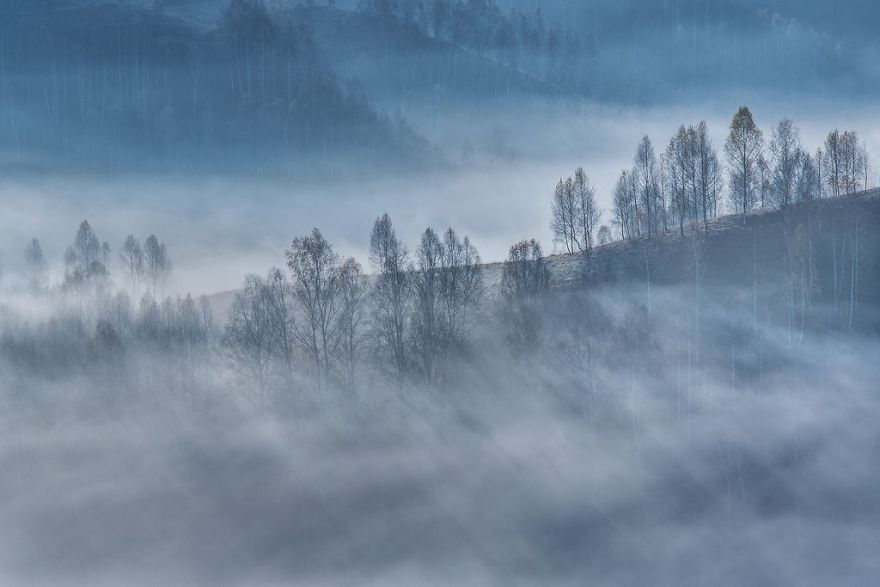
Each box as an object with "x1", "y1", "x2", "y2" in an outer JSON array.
[{"x1": 1, "y1": 281, "x2": 878, "y2": 586}]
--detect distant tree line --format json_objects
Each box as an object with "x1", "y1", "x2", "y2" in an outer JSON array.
[
  {"x1": 550, "y1": 106, "x2": 872, "y2": 248},
  {"x1": 551, "y1": 168, "x2": 602, "y2": 254},
  {"x1": 222, "y1": 216, "x2": 489, "y2": 397},
  {"x1": 8, "y1": 205, "x2": 565, "y2": 402},
  {"x1": 0, "y1": 0, "x2": 432, "y2": 173},
  {"x1": 22, "y1": 221, "x2": 173, "y2": 299},
  {"x1": 8, "y1": 222, "x2": 216, "y2": 396},
  {"x1": 358, "y1": 0, "x2": 588, "y2": 82},
  {"x1": 3, "y1": 104, "x2": 876, "y2": 408}
]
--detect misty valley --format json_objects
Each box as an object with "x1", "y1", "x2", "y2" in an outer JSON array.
[{"x1": 0, "y1": 0, "x2": 879, "y2": 585}]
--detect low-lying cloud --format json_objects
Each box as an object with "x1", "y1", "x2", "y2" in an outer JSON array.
[{"x1": 0, "y1": 282, "x2": 878, "y2": 585}]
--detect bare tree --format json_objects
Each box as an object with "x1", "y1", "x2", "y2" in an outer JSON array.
[
  {"x1": 680, "y1": 126, "x2": 701, "y2": 224},
  {"x1": 814, "y1": 147, "x2": 825, "y2": 200},
  {"x1": 412, "y1": 227, "x2": 443, "y2": 381},
  {"x1": 119, "y1": 235, "x2": 145, "y2": 298},
  {"x1": 770, "y1": 118, "x2": 801, "y2": 208},
  {"x1": 553, "y1": 168, "x2": 601, "y2": 253},
  {"x1": 370, "y1": 213, "x2": 411, "y2": 382},
  {"x1": 796, "y1": 150, "x2": 820, "y2": 203},
  {"x1": 24, "y1": 238, "x2": 47, "y2": 294},
  {"x1": 169, "y1": 293, "x2": 212, "y2": 393},
  {"x1": 658, "y1": 152, "x2": 670, "y2": 233},
  {"x1": 552, "y1": 177, "x2": 578, "y2": 253},
  {"x1": 108, "y1": 291, "x2": 134, "y2": 337},
  {"x1": 553, "y1": 168, "x2": 602, "y2": 253},
  {"x1": 198, "y1": 295, "x2": 215, "y2": 347},
  {"x1": 336, "y1": 258, "x2": 367, "y2": 391},
  {"x1": 144, "y1": 235, "x2": 171, "y2": 296},
  {"x1": 223, "y1": 274, "x2": 277, "y2": 406},
  {"x1": 823, "y1": 129, "x2": 843, "y2": 198},
  {"x1": 438, "y1": 227, "x2": 482, "y2": 357},
  {"x1": 696, "y1": 121, "x2": 722, "y2": 225},
  {"x1": 634, "y1": 135, "x2": 661, "y2": 237},
  {"x1": 665, "y1": 123, "x2": 720, "y2": 232},
  {"x1": 286, "y1": 228, "x2": 341, "y2": 385},
  {"x1": 500, "y1": 239, "x2": 550, "y2": 354},
  {"x1": 101, "y1": 242, "x2": 112, "y2": 272},
  {"x1": 725, "y1": 106, "x2": 763, "y2": 222},
  {"x1": 574, "y1": 167, "x2": 601, "y2": 251},
  {"x1": 841, "y1": 130, "x2": 865, "y2": 195},
  {"x1": 612, "y1": 169, "x2": 639, "y2": 240},
  {"x1": 666, "y1": 127, "x2": 690, "y2": 236},
  {"x1": 757, "y1": 154, "x2": 772, "y2": 209},
  {"x1": 266, "y1": 267, "x2": 296, "y2": 387},
  {"x1": 63, "y1": 220, "x2": 109, "y2": 291}
]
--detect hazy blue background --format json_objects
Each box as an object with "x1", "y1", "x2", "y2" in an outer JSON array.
[{"x1": 0, "y1": 0, "x2": 876, "y2": 294}]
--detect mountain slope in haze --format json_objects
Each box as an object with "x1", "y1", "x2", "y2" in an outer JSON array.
[
  {"x1": 495, "y1": 0, "x2": 880, "y2": 104},
  {"x1": 304, "y1": 6, "x2": 555, "y2": 105},
  {"x1": 209, "y1": 190, "x2": 880, "y2": 333},
  {"x1": 0, "y1": 0, "x2": 439, "y2": 176},
  {"x1": 305, "y1": 5, "x2": 567, "y2": 161},
  {"x1": 48, "y1": 0, "x2": 880, "y2": 110},
  {"x1": 137, "y1": 0, "x2": 566, "y2": 101},
  {"x1": 114, "y1": 0, "x2": 581, "y2": 163},
  {"x1": 522, "y1": 190, "x2": 880, "y2": 323}
]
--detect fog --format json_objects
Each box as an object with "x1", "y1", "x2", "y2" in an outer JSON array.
[
  {"x1": 1, "y1": 0, "x2": 879, "y2": 584},
  {"x1": 1, "y1": 279, "x2": 879, "y2": 585},
  {"x1": 2, "y1": 98, "x2": 876, "y2": 295}
]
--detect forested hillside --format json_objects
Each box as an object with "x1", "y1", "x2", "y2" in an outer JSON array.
[
  {"x1": 0, "y1": 0, "x2": 608, "y2": 174},
  {"x1": 306, "y1": 5, "x2": 554, "y2": 103},
  {"x1": 0, "y1": 0, "x2": 437, "y2": 175}
]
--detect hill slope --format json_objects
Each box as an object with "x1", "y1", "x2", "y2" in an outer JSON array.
[
  {"x1": 209, "y1": 190, "x2": 880, "y2": 332},
  {"x1": 538, "y1": 189, "x2": 880, "y2": 333}
]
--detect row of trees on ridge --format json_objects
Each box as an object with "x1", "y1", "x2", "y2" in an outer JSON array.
[{"x1": 552, "y1": 107, "x2": 872, "y2": 249}]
